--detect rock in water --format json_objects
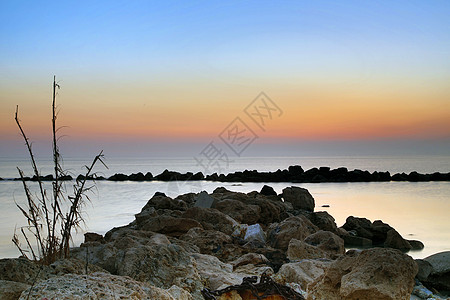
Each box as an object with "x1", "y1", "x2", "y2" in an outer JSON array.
[
  {"x1": 282, "y1": 186, "x2": 315, "y2": 212},
  {"x1": 383, "y1": 229, "x2": 412, "y2": 251},
  {"x1": 307, "y1": 248, "x2": 418, "y2": 300}
]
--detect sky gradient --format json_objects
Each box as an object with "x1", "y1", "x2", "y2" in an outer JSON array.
[{"x1": 1, "y1": 1, "x2": 449, "y2": 158}]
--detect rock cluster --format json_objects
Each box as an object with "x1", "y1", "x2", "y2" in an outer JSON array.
[
  {"x1": 2, "y1": 185, "x2": 445, "y2": 299},
  {"x1": 8, "y1": 165, "x2": 450, "y2": 182}
]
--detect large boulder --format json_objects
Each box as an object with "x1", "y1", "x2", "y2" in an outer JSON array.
[
  {"x1": 267, "y1": 216, "x2": 318, "y2": 250},
  {"x1": 19, "y1": 272, "x2": 176, "y2": 300},
  {"x1": 307, "y1": 248, "x2": 418, "y2": 300},
  {"x1": 214, "y1": 199, "x2": 261, "y2": 224},
  {"x1": 182, "y1": 207, "x2": 237, "y2": 235},
  {"x1": 282, "y1": 186, "x2": 315, "y2": 212}
]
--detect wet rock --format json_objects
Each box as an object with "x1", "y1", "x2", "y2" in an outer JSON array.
[
  {"x1": 384, "y1": 229, "x2": 412, "y2": 251},
  {"x1": 182, "y1": 207, "x2": 237, "y2": 235},
  {"x1": 307, "y1": 248, "x2": 418, "y2": 300},
  {"x1": 260, "y1": 184, "x2": 277, "y2": 196},
  {"x1": 214, "y1": 199, "x2": 261, "y2": 224},
  {"x1": 19, "y1": 272, "x2": 176, "y2": 300},
  {"x1": 304, "y1": 230, "x2": 345, "y2": 258},
  {"x1": 267, "y1": 216, "x2": 318, "y2": 250},
  {"x1": 275, "y1": 259, "x2": 332, "y2": 290},
  {"x1": 282, "y1": 186, "x2": 315, "y2": 212}
]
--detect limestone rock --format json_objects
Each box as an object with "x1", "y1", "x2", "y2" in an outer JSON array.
[
  {"x1": 307, "y1": 248, "x2": 418, "y2": 300},
  {"x1": 287, "y1": 239, "x2": 327, "y2": 261},
  {"x1": 180, "y1": 227, "x2": 232, "y2": 255},
  {"x1": 183, "y1": 207, "x2": 237, "y2": 235},
  {"x1": 267, "y1": 216, "x2": 318, "y2": 250},
  {"x1": 282, "y1": 186, "x2": 315, "y2": 212},
  {"x1": 303, "y1": 230, "x2": 345, "y2": 258},
  {"x1": 275, "y1": 259, "x2": 332, "y2": 290},
  {"x1": 214, "y1": 199, "x2": 261, "y2": 224},
  {"x1": 142, "y1": 194, "x2": 188, "y2": 211},
  {"x1": 167, "y1": 285, "x2": 194, "y2": 300},
  {"x1": 192, "y1": 253, "x2": 238, "y2": 290},
  {"x1": 116, "y1": 243, "x2": 202, "y2": 292},
  {"x1": 230, "y1": 253, "x2": 269, "y2": 269},
  {"x1": 140, "y1": 215, "x2": 203, "y2": 237},
  {"x1": 19, "y1": 272, "x2": 175, "y2": 300}
]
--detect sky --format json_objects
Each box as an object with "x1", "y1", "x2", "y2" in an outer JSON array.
[{"x1": 1, "y1": 0, "x2": 449, "y2": 158}]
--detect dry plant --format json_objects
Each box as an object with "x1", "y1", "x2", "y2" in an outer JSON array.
[{"x1": 12, "y1": 76, "x2": 106, "y2": 264}]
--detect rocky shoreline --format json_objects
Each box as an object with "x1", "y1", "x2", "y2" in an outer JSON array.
[
  {"x1": 1, "y1": 186, "x2": 449, "y2": 299},
  {"x1": 2, "y1": 165, "x2": 450, "y2": 183}
]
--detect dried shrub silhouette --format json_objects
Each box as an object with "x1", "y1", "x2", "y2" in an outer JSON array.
[{"x1": 13, "y1": 76, "x2": 106, "y2": 264}]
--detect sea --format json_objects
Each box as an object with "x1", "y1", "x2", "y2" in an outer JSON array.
[{"x1": 1, "y1": 155, "x2": 449, "y2": 260}]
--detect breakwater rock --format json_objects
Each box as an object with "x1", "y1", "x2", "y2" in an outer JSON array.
[
  {"x1": 7, "y1": 165, "x2": 450, "y2": 183},
  {"x1": 3, "y1": 186, "x2": 448, "y2": 299}
]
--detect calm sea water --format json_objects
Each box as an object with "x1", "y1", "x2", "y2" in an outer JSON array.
[{"x1": 1, "y1": 155, "x2": 449, "y2": 259}]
